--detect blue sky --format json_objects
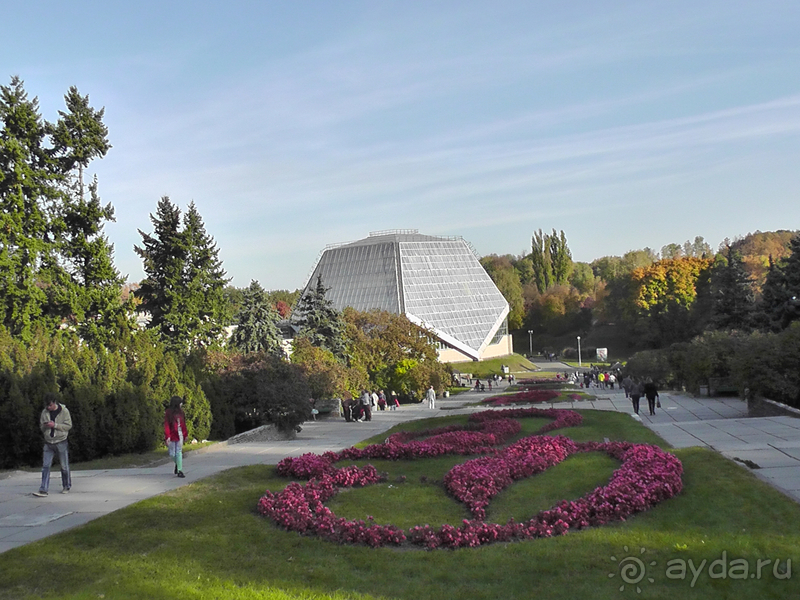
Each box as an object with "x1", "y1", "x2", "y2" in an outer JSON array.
[{"x1": 3, "y1": 1, "x2": 799, "y2": 290}]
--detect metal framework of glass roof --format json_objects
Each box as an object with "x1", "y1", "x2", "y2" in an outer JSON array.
[{"x1": 299, "y1": 230, "x2": 509, "y2": 360}]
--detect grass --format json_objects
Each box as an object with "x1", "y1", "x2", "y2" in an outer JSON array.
[
  {"x1": 1, "y1": 411, "x2": 799, "y2": 599},
  {"x1": 446, "y1": 353, "x2": 538, "y2": 379}
]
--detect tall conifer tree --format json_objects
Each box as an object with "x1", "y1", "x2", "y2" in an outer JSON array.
[
  {"x1": 294, "y1": 276, "x2": 347, "y2": 360},
  {"x1": 710, "y1": 247, "x2": 755, "y2": 330},
  {"x1": 759, "y1": 234, "x2": 800, "y2": 331},
  {"x1": 0, "y1": 77, "x2": 54, "y2": 338},
  {"x1": 230, "y1": 280, "x2": 283, "y2": 356},
  {"x1": 135, "y1": 197, "x2": 229, "y2": 352}
]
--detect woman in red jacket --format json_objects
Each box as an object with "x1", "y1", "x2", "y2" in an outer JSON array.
[{"x1": 164, "y1": 396, "x2": 188, "y2": 478}]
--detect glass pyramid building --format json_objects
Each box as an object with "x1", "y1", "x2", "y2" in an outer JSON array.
[{"x1": 298, "y1": 230, "x2": 512, "y2": 362}]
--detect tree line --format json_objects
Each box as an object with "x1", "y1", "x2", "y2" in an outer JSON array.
[
  {"x1": 482, "y1": 228, "x2": 800, "y2": 405},
  {"x1": 0, "y1": 78, "x2": 447, "y2": 468}
]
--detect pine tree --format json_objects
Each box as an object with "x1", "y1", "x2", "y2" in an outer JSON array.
[
  {"x1": 294, "y1": 276, "x2": 347, "y2": 359},
  {"x1": 230, "y1": 280, "x2": 283, "y2": 355},
  {"x1": 135, "y1": 198, "x2": 229, "y2": 352}
]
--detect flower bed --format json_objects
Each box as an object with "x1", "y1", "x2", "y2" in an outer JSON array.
[
  {"x1": 481, "y1": 390, "x2": 561, "y2": 406},
  {"x1": 258, "y1": 408, "x2": 683, "y2": 549},
  {"x1": 517, "y1": 378, "x2": 567, "y2": 385}
]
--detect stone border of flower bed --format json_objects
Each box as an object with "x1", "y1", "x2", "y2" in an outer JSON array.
[{"x1": 257, "y1": 407, "x2": 683, "y2": 549}]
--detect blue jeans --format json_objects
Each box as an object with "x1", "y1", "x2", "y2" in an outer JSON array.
[{"x1": 40, "y1": 441, "x2": 71, "y2": 493}]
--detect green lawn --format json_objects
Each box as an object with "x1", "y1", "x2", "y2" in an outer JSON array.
[
  {"x1": 1, "y1": 411, "x2": 798, "y2": 599},
  {"x1": 447, "y1": 353, "x2": 538, "y2": 379}
]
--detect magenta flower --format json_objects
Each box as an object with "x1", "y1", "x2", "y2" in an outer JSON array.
[{"x1": 258, "y1": 407, "x2": 683, "y2": 549}]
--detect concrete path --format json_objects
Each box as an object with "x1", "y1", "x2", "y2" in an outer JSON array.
[
  {"x1": 3, "y1": 379, "x2": 800, "y2": 555},
  {"x1": 0, "y1": 400, "x2": 466, "y2": 555}
]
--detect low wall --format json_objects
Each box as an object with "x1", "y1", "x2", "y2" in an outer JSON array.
[
  {"x1": 747, "y1": 396, "x2": 800, "y2": 419},
  {"x1": 226, "y1": 424, "x2": 296, "y2": 444}
]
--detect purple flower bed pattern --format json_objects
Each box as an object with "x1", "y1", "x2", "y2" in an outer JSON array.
[
  {"x1": 257, "y1": 407, "x2": 683, "y2": 549},
  {"x1": 482, "y1": 390, "x2": 561, "y2": 406}
]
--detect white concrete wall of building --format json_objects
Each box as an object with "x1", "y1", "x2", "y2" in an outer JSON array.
[
  {"x1": 437, "y1": 334, "x2": 513, "y2": 363},
  {"x1": 478, "y1": 334, "x2": 513, "y2": 360}
]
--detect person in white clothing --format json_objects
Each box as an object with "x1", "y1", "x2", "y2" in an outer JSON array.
[{"x1": 426, "y1": 385, "x2": 436, "y2": 409}]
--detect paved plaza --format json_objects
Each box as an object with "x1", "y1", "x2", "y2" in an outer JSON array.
[{"x1": 2, "y1": 366, "x2": 800, "y2": 555}]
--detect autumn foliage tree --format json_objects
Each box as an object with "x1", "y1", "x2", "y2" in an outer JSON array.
[
  {"x1": 343, "y1": 309, "x2": 450, "y2": 399},
  {"x1": 612, "y1": 257, "x2": 713, "y2": 347}
]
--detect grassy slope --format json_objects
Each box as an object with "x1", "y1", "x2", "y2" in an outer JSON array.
[
  {"x1": 446, "y1": 354, "x2": 538, "y2": 379},
  {"x1": 1, "y1": 411, "x2": 798, "y2": 600}
]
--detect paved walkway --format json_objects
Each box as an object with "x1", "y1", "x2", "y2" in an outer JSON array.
[{"x1": 3, "y1": 376, "x2": 800, "y2": 555}]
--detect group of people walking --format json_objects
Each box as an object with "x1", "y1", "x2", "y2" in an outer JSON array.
[
  {"x1": 340, "y1": 390, "x2": 400, "y2": 422},
  {"x1": 621, "y1": 376, "x2": 660, "y2": 416},
  {"x1": 582, "y1": 367, "x2": 618, "y2": 389}
]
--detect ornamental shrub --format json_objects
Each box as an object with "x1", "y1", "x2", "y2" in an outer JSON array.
[
  {"x1": 203, "y1": 351, "x2": 312, "y2": 437},
  {"x1": 0, "y1": 325, "x2": 211, "y2": 468}
]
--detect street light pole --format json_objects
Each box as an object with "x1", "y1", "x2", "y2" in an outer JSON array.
[
  {"x1": 528, "y1": 330, "x2": 533, "y2": 357},
  {"x1": 577, "y1": 336, "x2": 581, "y2": 368}
]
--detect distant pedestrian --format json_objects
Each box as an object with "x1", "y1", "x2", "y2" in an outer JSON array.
[
  {"x1": 391, "y1": 391, "x2": 400, "y2": 410},
  {"x1": 33, "y1": 392, "x2": 72, "y2": 497},
  {"x1": 360, "y1": 390, "x2": 372, "y2": 421},
  {"x1": 164, "y1": 396, "x2": 188, "y2": 478},
  {"x1": 622, "y1": 376, "x2": 633, "y2": 398},
  {"x1": 643, "y1": 378, "x2": 660, "y2": 416},
  {"x1": 378, "y1": 390, "x2": 387, "y2": 410},
  {"x1": 426, "y1": 385, "x2": 436, "y2": 409},
  {"x1": 629, "y1": 379, "x2": 643, "y2": 415}
]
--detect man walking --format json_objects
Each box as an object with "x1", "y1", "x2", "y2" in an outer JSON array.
[
  {"x1": 33, "y1": 392, "x2": 72, "y2": 497},
  {"x1": 359, "y1": 389, "x2": 372, "y2": 422},
  {"x1": 426, "y1": 385, "x2": 436, "y2": 409}
]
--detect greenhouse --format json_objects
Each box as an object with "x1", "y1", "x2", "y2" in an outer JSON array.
[{"x1": 298, "y1": 230, "x2": 511, "y2": 362}]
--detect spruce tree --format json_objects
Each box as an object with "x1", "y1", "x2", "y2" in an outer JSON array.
[
  {"x1": 182, "y1": 202, "x2": 229, "y2": 347},
  {"x1": 48, "y1": 87, "x2": 126, "y2": 344},
  {"x1": 135, "y1": 198, "x2": 229, "y2": 352},
  {"x1": 294, "y1": 276, "x2": 347, "y2": 359},
  {"x1": 759, "y1": 234, "x2": 800, "y2": 331},
  {"x1": 0, "y1": 78, "x2": 124, "y2": 343},
  {"x1": 710, "y1": 247, "x2": 755, "y2": 330},
  {"x1": 230, "y1": 280, "x2": 283, "y2": 356},
  {"x1": 0, "y1": 77, "x2": 54, "y2": 338},
  {"x1": 135, "y1": 196, "x2": 185, "y2": 345}
]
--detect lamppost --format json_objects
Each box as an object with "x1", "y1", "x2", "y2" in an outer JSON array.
[
  {"x1": 528, "y1": 330, "x2": 533, "y2": 357},
  {"x1": 577, "y1": 336, "x2": 582, "y2": 368}
]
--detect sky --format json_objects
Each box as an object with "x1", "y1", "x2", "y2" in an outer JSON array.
[{"x1": 2, "y1": 1, "x2": 799, "y2": 290}]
